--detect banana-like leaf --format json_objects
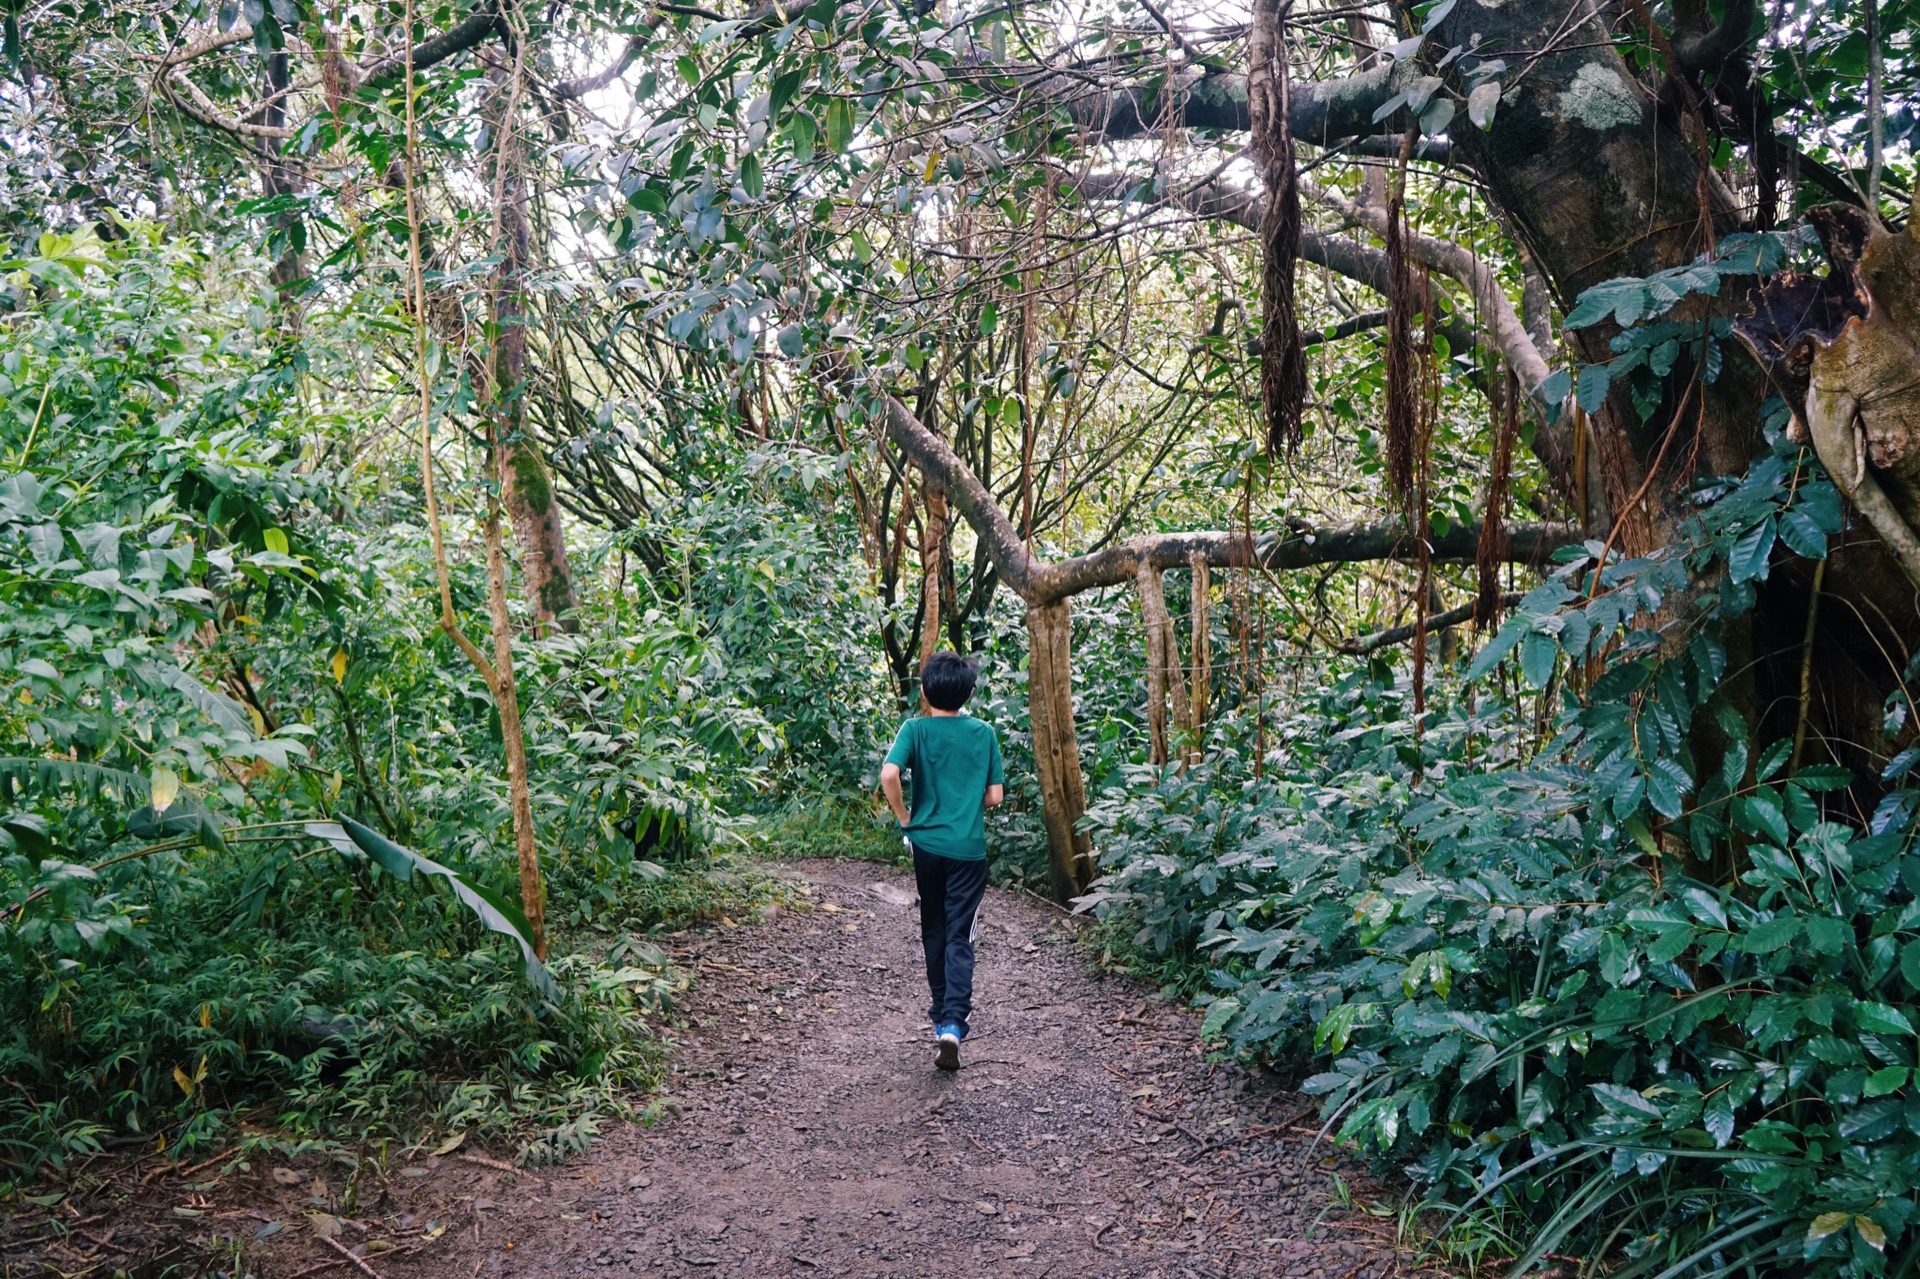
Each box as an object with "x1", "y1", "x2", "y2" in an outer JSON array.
[
  {"x1": 0, "y1": 757, "x2": 150, "y2": 804},
  {"x1": 305, "y1": 818, "x2": 558, "y2": 1001}
]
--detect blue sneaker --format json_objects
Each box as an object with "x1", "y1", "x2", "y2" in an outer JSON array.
[{"x1": 934, "y1": 1023, "x2": 962, "y2": 1072}]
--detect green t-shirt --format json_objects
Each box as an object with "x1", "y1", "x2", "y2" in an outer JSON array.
[{"x1": 884, "y1": 714, "x2": 1005, "y2": 861}]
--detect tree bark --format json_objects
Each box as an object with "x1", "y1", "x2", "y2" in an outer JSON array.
[
  {"x1": 485, "y1": 28, "x2": 579, "y2": 635},
  {"x1": 919, "y1": 483, "x2": 947, "y2": 667},
  {"x1": 482, "y1": 484, "x2": 548, "y2": 958},
  {"x1": 1188, "y1": 553, "x2": 1211, "y2": 735},
  {"x1": 1135, "y1": 561, "x2": 1189, "y2": 767},
  {"x1": 1026, "y1": 600, "x2": 1094, "y2": 901},
  {"x1": 400, "y1": 0, "x2": 545, "y2": 958}
]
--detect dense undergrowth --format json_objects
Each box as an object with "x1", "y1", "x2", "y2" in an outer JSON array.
[
  {"x1": 0, "y1": 230, "x2": 882, "y2": 1188},
  {"x1": 1081, "y1": 421, "x2": 1920, "y2": 1278}
]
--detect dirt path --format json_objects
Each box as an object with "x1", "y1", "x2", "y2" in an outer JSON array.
[{"x1": 3, "y1": 859, "x2": 1431, "y2": 1279}]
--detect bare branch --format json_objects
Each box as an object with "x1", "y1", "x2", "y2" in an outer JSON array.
[
  {"x1": 359, "y1": 8, "x2": 503, "y2": 88},
  {"x1": 163, "y1": 71, "x2": 295, "y2": 139},
  {"x1": 1339, "y1": 594, "x2": 1520, "y2": 653}
]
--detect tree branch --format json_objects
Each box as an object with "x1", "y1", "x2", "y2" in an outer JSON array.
[
  {"x1": 1312, "y1": 188, "x2": 1554, "y2": 394},
  {"x1": 874, "y1": 378, "x2": 1575, "y2": 606},
  {"x1": 359, "y1": 8, "x2": 503, "y2": 88},
  {"x1": 1339, "y1": 593, "x2": 1520, "y2": 653},
  {"x1": 1029, "y1": 57, "x2": 1419, "y2": 146},
  {"x1": 163, "y1": 71, "x2": 295, "y2": 139}
]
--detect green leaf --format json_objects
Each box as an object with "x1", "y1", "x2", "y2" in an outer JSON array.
[
  {"x1": 1902, "y1": 938, "x2": 1920, "y2": 992},
  {"x1": 1854, "y1": 1001, "x2": 1915, "y2": 1036},
  {"x1": 787, "y1": 112, "x2": 817, "y2": 164},
  {"x1": 1778, "y1": 506, "x2": 1829, "y2": 558},
  {"x1": 1314, "y1": 1001, "x2": 1378, "y2": 1054},
  {"x1": 1466, "y1": 80, "x2": 1500, "y2": 128},
  {"x1": 1744, "y1": 916, "x2": 1800, "y2": 954},
  {"x1": 1863, "y1": 1066, "x2": 1909, "y2": 1098},
  {"x1": 1575, "y1": 362, "x2": 1612, "y2": 413},
  {"x1": 1728, "y1": 518, "x2": 1777, "y2": 583},
  {"x1": 739, "y1": 153, "x2": 764, "y2": 200},
  {"x1": 1520, "y1": 630, "x2": 1558, "y2": 689},
  {"x1": 1738, "y1": 790, "x2": 1791, "y2": 846},
  {"x1": 1199, "y1": 996, "x2": 1240, "y2": 1039},
  {"x1": 1590, "y1": 1082, "x2": 1663, "y2": 1122},
  {"x1": 308, "y1": 820, "x2": 558, "y2": 1000},
  {"x1": 825, "y1": 97, "x2": 854, "y2": 155},
  {"x1": 1838, "y1": 1097, "x2": 1902, "y2": 1142},
  {"x1": 1792, "y1": 764, "x2": 1851, "y2": 792}
]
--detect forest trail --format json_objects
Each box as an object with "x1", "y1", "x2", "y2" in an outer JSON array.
[
  {"x1": 5, "y1": 859, "x2": 1434, "y2": 1279},
  {"x1": 368, "y1": 857, "x2": 1432, "y2": 1279}
]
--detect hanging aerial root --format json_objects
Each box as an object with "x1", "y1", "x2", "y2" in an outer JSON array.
[
  {"x1": 1252, "y1": 0, "x2": 1306, "y2": 453},
  {"x1": 1383, "y1": 130, "x2": 1419, "y2": 503}
]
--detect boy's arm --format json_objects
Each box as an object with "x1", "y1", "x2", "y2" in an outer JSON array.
[
  {"x1": 984, "y1": 729, "x2": 1006, "y2": 808},
  {"x1": 880, "y1": 762, "x2": 911, "y2": 827}
]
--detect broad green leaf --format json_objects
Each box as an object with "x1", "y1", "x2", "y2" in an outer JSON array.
[
  {"x1": 1743, "y1": 916, "x2": 1799, "y2": 954},
  {"x1": 1199, "y1": 996, "x2": 1240, "y2": 1039},
  {"x1": 1728, "y1": 519, "x2": 1777, "y2": 583},
  {"x1": 1853, "y1": 1002, "x2": 1915, "y2": 1036},
  {"x1": 825, "y1": 98, "x2": 854, "y2": 155},
  {"x1": 1520, "y1": 630, "x2": 1558, "y2": 689},
  {"x1": 1863, "y1": 1066, "x2": 1909, "y2": 1098},
  {"x1": 149, "y1": 766, "x2": 180, "y2": 814}
]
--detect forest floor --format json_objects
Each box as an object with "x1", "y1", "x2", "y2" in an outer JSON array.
[{"x1": 2, "y1": 858, "x2": 1441, "y2": 1279}]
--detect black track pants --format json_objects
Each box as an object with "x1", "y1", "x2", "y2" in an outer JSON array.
[{"x1": 912, "y1": 845, "x2": 987, "y2": 1037}]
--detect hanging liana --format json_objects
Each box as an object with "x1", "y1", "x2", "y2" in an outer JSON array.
[{"x1": 1251, "y1": 0, "x2": 1305, "y2": 453}]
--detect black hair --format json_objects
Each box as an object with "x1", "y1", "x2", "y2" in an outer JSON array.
[{"x1": 920, "y1": 651, "x2": 978, "y2": 712}]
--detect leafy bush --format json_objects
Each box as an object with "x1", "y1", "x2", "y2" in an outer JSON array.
[{"x1": 0, "y1": 227, "x2": 801, "y2": 1183}]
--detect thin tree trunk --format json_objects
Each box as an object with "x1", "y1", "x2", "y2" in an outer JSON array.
[
  {"x1": 483, "y1": 483, "x2": 548, "y2": 958},
  {"x1": 1026, "y1": 600, "x2": 1093, "y2": 902},
  {"x1": 919, "y1": 483, "x2": 947, "y2": 666},
  {"x1": 1135, "y1": 562, "x2": 1189, "y2": 767},
  {"x1": 1137, "y1": 561, "x2": 1170, "y2": 767},
  {"x1": 402, "y1": 0, "x2": 546, "y2": 958},
  {"x1": 485, "y1": 20, "x2": 578, "y2": 635},
  {"x1": 1188, "y1": 554, "x2": 1211, "y2": 734}
]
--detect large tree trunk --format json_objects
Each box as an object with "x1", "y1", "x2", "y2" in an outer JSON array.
[
  {"x1": 1026, "y1": 600, "x2": 1094, "y2": 901},
  {"x1": 485, "y1": 36, "x2": 579, "y2": 636},
  {"x1": 1422, "y1": 0, "x2": 1917, "y2": 785}
]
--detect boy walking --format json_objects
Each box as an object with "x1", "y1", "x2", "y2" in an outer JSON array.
[{"x1": 879, "y1": 652, "x2": 1005, "y2": 1072}]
